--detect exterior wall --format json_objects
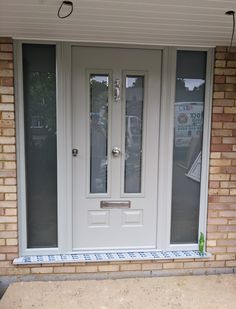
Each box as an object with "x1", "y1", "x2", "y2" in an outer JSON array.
[
  {"x1": 0, "y1": 37, "x2": 19, "y2": 276},
  {"x1": 0, "y1": 39, "x2": 236, "y2": 278},
  {"x1": 208, "y1": 46, "x2": 236, "y2": 268}
]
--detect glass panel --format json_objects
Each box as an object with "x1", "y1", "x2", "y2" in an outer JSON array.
[
  {"x1": 124, "y1": 76, "x2": 144, "y2": 193},
  {"x1": 23, "y1": 44, "x2": 58, "y2": 248},
  {"x1": 171, "y1": 51, "x2": 206, "y2": 244},
  {"x1": 90, "y1": 74, "x2": 109, "y2": 193}
]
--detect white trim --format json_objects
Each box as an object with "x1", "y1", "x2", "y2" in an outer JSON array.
[
  {"x1": 56, "y1": 42, "x2": 73, "y2": 253},
  {"x1": 14, "y1": 41, "x2": 27, "y2": 256},
  {"x1": 15, "y1": 40, "x2": 61, "y2": 256},
  {"x1": 157, "y1": 46, "x2": 175, "y2": 250},
  {"x1": 198, "y1": 48, "x2": 214, "y2": 245},
  {"x1": 164, "y1": 47, "x2": 214, "y2": 251},
  {"x1": 120, "y1": 70, "x2": 148, "y2": 198}
]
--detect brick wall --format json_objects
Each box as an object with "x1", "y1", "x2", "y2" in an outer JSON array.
[
  {"x1": 208, "y1": 46, "x2": 236, "y2": 268},
  {"x1": 0, "y1": 40, "x2": 235, "y2": 278},
  {"x1": 0, "y1": 38, "x2": 18, "y2": 274}
]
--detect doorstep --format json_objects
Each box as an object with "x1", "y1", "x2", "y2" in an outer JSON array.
[{"x1": 13, "y1": 250, "x2": 211, "y2": 265}]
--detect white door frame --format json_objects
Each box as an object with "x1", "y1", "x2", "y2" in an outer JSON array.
[{"x1": 15, "y1": 41, "x2": 213, "y2": 256}]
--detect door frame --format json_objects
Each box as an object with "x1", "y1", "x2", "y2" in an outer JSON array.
[{"x1": 15, "y1": 41, "x2": 213, "y2": 256}]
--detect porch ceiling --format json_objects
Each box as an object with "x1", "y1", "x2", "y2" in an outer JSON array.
[{"x1": 0, "y1": 0, "x2": 235, "y2": 47}]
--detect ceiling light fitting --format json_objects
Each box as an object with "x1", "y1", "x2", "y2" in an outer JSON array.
[{"x1": 58, "y1": 1, "x2": 74, "y2": 19}]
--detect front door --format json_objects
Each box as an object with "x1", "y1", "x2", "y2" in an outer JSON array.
[{"x1": 72, "y1": 47, "x2": 161, "y2": 250}]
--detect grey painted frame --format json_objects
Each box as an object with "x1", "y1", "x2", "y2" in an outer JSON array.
[{"x1": 15, "y1": 41, "x2": 214, "y2": 256}]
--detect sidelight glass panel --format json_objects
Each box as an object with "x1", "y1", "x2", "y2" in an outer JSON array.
[
  {"x1": 90, "y1": 74, "x2": 109, "y2": 193},
  {"x1": 171, "y1": 51, "x2": 206, "y2": 244},
  {"x1": 124, "y1": 76, "x2": 144, "y2": 193},
  {"x1": 23, "y1": 44, "x2": 57, "y2": 248}
]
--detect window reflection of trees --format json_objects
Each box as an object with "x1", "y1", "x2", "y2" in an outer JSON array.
[
  {"x1": 89, "y1": 75, "x2": 108, "y2": 193},
  {"x1": 24, "y1": 54, "x2": 58, "y2": 248}
]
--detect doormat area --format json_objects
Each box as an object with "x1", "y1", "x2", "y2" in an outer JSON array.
[{"x1": 13, "y1": 250, "x2": 210, "y2": 265}]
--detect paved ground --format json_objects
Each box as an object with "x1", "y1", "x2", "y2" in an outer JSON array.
[{"x1": 0, "y1": 274, "x2": 236, "y2": 309}]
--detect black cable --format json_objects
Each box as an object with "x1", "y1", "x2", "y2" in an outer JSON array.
[
  {"x1": 225, "y1": 10, "x2": 235, "y2": 56},
  {"x1": 58, "y1": 1, "x2": 73, "y2": 19},
  {"x1": 229, "y1": 12, "x2": 235, "y2": 52}
]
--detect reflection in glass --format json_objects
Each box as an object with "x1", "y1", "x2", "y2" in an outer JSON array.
[
  {"x1": 90, "y1": 74, "x2": 108, "y2": 193},
  {"x1": 124, "y1": 76, "x2": 144, "y2": 193},
  {"x1": 23, "y1": 44, "x2": 58, "y2": 248},
  {"x1": 171, "y1": 51, "x2": 206, "y2": 244}
]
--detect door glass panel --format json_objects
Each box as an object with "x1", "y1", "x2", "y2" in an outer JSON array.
[
  {"x1": 171, "y1": 51, "x2": 206, "y2": 244},
  {"x1": 90, "y1": 74, "x2": 109, "y2": 193},
  {"x1": 23, "y1": 44, "x2": 58, "y2": 248},
  {"x1": 124, "y1": 76, "x2": 144, "y2": 193}
]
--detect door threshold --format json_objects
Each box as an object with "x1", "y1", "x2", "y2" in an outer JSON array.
[{"x1": 13, "y1": 250, "x2": 210, "y2": 265}]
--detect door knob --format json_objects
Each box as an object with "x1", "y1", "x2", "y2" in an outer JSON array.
[{"x1": 112, "y1": 147, "x2": 121, "y2": 157}]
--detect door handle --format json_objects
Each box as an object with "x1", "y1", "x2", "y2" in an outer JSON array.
[
  {"x1": 112, "y1": 147, "x2": 121, "y2": 157},
  {"x1": 114, "y1": 79, "x2": 121, "y2": 102}
]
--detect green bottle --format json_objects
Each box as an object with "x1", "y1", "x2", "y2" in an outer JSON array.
[{"x1": 199, "y1": 232, "x2": 205, "y2": 256}]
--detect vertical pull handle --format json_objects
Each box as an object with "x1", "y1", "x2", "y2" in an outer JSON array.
[{"x1": 114, "y1": 79, "x2": 121, "y2": 102}]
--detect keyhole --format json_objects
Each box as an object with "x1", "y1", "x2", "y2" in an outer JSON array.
[{"x1": 72, "y1": 149, "x2": 78, "y2": 157}]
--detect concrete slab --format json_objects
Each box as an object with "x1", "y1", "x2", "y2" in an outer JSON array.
[{"x1": 0, "y1": 274, "x2": 236, "y2": 309}]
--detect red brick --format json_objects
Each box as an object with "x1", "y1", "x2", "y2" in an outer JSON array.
[
  {"x1": 208, "y1": 203, "x2": 236, "y2": 210},
  {"x1": 212, "y1": 129, "x2": 232, "y2": 137},
  {"x1": 219, "y1": 211, "x2": 236, "y2": 217},
  {"x1": 0, "y1": 38, "x2": 12, "y2": 43},
  {"x1": 227, "y1": 54, "x2": 236, "y2": 61},
  {"x1": 210, "y1": 159, "x2": 231, "y2": 166},
  {"x1": 222, "y1": 152, "x2": 236, "y2": 158},
  {"x1": 216, "y1": 47, "x2": 227, "y2": 52},
  {"x1": 224, "y1": 84, "x2": 236, "y2": 91},
  {"x1": 218, "y1": 225, "x2": 236, "y2": 231},
  {"x1": 223, "y1": 123, "x2": 236, "y2": 129},
  {"x1": 226, "y1": 167, "x2": 236, "y2": 173},
  {"x1": 216, "y1": 254, "x2": 235, "y2": 260},
  {"x1": 0, "y1": 62, "x2": 13, "y2": 70},
  {"x1": 212, "y1": 122, "x2": 222, "y2": 129},
  {"x1": 225, "y1": 92, "x2": 236, "y2": 99},
  {"x1": 227, "y1": 61, "x2": 236, "y2": 67},
  {"x1": 213, "y1": 99, "x2": 234, "y2": 106},
  {"x1": 212, "y1": 114, "x2": 234, "y2": 122},
  {"x1": 211, "y1": 137, "x2": 221, "y2": 144},
  {"x1": 215, "y1": 68, "x2": 236, "y2": 76},
  {"x1": 214, "y1": 75, "x2": 225, "y2": 83},
  {"x1": 0, "y1": 78, "x2": 13, "y2": 87},
  {"x1": 208, "y1": 196, "x2": 236, "y2": 203},
  {"x1": 209, "y1": 181, "x2": 220, "y2": 188},
  {"x1": 222, "y1": 137, "x2": 236, "y2": 144},
  {"x1": 211, "y1": 144, "x2": 232, "y2": 152},
  {"x1": 226, "y1": 76, "x2": 236, "y2": 83},
  {"x1": 215, "y1": 53, "x2": 226, "y2": 60},
  {"x1": 221, "y1": 181, "x2": 236, "y2": 188},
  {"x1": 208, "y1": 218, "x2": 227, "y2": 225},
  {"x1": 213, "y1": 92, "x2": 224, "y2": 99},
  {"x1": 215, "y1": 60, "x2": 226, "y2": 68},
  {"x1": 212, "y1": 106, "x2": 223, "y2": 113},
  {"x1": 0, "y1": 246, "x2": 18, "y2": 253},
  {"x1": 224, "y1": 107, "x2": 236, "y2": 113}
]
